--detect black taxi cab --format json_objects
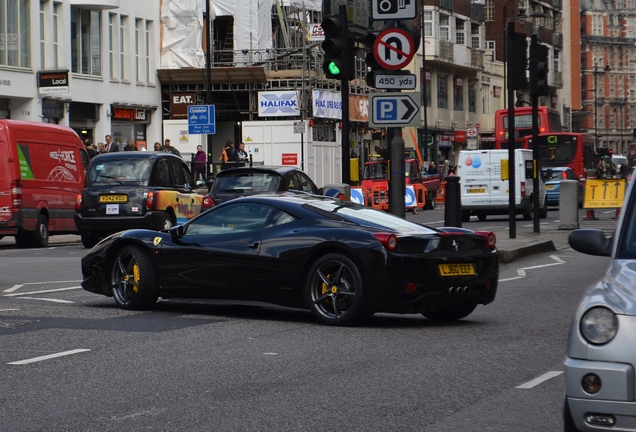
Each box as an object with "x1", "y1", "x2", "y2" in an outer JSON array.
[{"x1": 75, "y1": 152, "x2": 212, "y2": 248}]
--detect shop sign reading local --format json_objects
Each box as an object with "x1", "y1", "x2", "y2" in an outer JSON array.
[{"x1": 111, "y1": 106, "x2": 146, "y2": 121}]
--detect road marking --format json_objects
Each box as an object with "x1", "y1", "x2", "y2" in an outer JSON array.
[
  {"x1": 3, "y1": 286, "x2": 81, "y2": 297},
  {"x1": 19, "y1": 297, "x2": 74, "y2": 304},
  {"x1": 517, "y1": 371, "x2": 563, "y2": 389},
  {"x1": 500, "y1": 255, "x2": 566, "y2": 282},
  {"x1": 7, "y1": 349, "x2": 91, "y2": 365},
  {"x1": 0, "y1": 308, "x2": 20, "y2": 311},
  {"x1": 4, "y1": 285, "x2": 23, "y2": 293}
]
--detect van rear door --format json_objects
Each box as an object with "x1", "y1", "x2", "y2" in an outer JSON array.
[
  {"x1": 488, "y1": 151, "x2": 510, "y2": 207},
  {"x1": 459, "y1": 150, "x2": 494, "y2": 207},
  {"x1": 0, "y1": 139, "x2": 12, "y2": 222}
]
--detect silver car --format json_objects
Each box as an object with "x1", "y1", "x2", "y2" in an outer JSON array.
[{"x1": 565, "y1": 179, "x2": 636, "y2": 431}]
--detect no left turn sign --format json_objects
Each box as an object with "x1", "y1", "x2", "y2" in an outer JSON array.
[{"x1": 373, "y1": 28, "x2": 415, "y2": 70}]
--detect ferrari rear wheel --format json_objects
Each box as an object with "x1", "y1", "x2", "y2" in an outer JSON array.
[
  {"x1": 304, "y1": 253, "x2": 367, "y2": 326},
  {"x1": 423, "y1": 300, "x2": 478, "y2": 321},
  {"x1": 111, "y1": 245, "x2": 158, "y2": 310}
]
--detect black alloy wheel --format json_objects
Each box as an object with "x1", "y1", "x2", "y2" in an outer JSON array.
[
  {"x1": 111, "y1": 245, "x2": 158, "y2": 310},
  {"x1": 304, "y1": 253, "x2": 367, "y2": 326}
]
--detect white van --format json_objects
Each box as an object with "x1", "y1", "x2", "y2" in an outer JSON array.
[{"x1": 456, "y1": 149, "x2": 547, "y2": 222}]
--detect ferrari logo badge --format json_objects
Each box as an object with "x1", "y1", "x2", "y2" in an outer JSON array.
[{"x1": 154, "y1": 237, "x2": 162, "y2": 246}]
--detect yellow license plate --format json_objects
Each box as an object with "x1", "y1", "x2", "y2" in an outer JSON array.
[
  {"x1": 467, "y1": 188, "x2": 486, "y2": 194},
  {"x1": 438, "y1": 263, "x2": 476, "y2": 276},
  {"x1": 546, "y1": 185, "x2": 555, "y2": 190},
  {"x1": 99, "y1": 194, "x2": 128, "y2": 203}
]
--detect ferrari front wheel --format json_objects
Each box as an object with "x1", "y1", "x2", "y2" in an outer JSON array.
[
  {"x1": 304, "y1": 253, "x2": 367, "y2": 326},
  {"x1": 111, "y1": 245, "x2": 158, "y2": 310}
]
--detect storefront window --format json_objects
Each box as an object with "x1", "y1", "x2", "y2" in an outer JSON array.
[{"x1": 0, "y1": 0, "x2": 31, "y2": 68}]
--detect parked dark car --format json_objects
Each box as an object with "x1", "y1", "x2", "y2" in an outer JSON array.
[
  {"x1": 209, "y1": 166, "x2": 320, "y2": 206},
  {"x1": 75, "y1": 152, "x2": 212, "y2": 248},
  {"x1": 565, "y1": 176, "x2": 636, "y2": 430},
  {"x1": 541, "y1": 167, "x2": 584, "y2": 207},
  {"x1": 80, "y1": 194, "x2": 500, "y2": 326}
]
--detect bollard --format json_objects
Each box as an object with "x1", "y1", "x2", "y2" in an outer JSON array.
[
  {"x1": 444, "y1": 175, "x2": 462, "y2": 227},
  {"x1": 558, "y1": 180, "x2": 579, "y2": 230},
  {"x1": 584, "y1": 209, "x2": 598, "y2": 220}
]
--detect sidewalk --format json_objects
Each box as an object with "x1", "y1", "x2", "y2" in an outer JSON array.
[{"x1": 493, "y1": 226, "x2": 571, "y2": 264}]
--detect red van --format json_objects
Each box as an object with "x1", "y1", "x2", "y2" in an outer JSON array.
[{"x1": 0, "y1": 120, "x2": 89, "y2": 247}]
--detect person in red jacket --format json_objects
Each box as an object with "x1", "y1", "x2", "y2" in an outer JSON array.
[{"x1": 194, "y1": 145, "x2": 207, "y2": 181}]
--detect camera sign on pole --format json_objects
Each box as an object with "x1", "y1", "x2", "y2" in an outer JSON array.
[{"x1": 372, "y1": 0, "x2": 416, "y2": 20}]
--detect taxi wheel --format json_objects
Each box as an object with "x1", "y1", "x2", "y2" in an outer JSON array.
[
  {"x1": 111, "y1": 245, "x2": 158, "y2": 310},
  {"x1": 162, "y1": 213, "x2": 175, "y2": 230},
  {"x1": 423, "y1": 300, "x2": 478, "y2": 321},
  {"x1": 304, "y1": 253, "x2": 367, "y2": 326}
]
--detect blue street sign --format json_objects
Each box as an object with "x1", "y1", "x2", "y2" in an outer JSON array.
[
  {"x1": 188, "y1": 105, "x2": 216, "y2": 134},
  {"x1": 369, "y1": 92, "x2": 420, "y2": 127}
]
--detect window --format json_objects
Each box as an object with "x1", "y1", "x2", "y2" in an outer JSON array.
[
  {"x1": 53, "y1": 2, "x2": 59, "y2": 68},
  {"x1": 485, "y1": 0, "x2": 495, "y2": 21},
  {"x1": 438, "y1": 75, "x2": 448, "y2": 109},
  {"x1": 471, "y1": 24, "x2": 481, "y2": 49},
  {"x1": 453, "y1": 76, "x2": 464, "y2": 111},
  {"x1": 71, "y1": 7, "x2": 101, "y2": 75},
  {"x1": 145, "y1": 20, "x2": 152, "y2": 83},
  {"x1": 120, "y1": 15, "x2": 127, "y2": 80},
  {"x1": 423, "y1": 10, "x2": 433, "y2": 37},
  {"x1": 440, "y1": 15, "x2": 450, "y2": 42},
  {"x1": 109, "y1": 14, "x2": 115, "y2": 78},
  {"x1": 0, "y1": 0, "x2": 31, "y2": 68},
  {"x1": 456, "y1": 20, "x2": 465, "y2": 45},
  {"x1": 553, "y1": 50, "x2": 560, "y2": 72},
  {"x1": 185, "y1": 203, "x2": 287, "y2": 236},
  {"x1": 135, "y1": 18, "x2": 141, "y2": 82},
  {"x1": 468, "y1": 79, "x2": 477, "y2": 113},
  {"x1": 40, "y1": 1, "x2": 44, "y2": 67},
  {"x1": 421, "y1": 68, "x2": 431, "y2": 107}
]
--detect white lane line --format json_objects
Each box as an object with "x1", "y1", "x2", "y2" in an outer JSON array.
[
  {"x1": 7, "y1": 349, "x2": 91, "y2": 365},
  {"x1": 500, "y1": 255, "x2": 566, "y2": 283},
  {"x1": 3, "y1": 286, "x2": 81, "y2": 297},
  {"x1": 499, "y1": 276, "x2": 525, "y2": 282},
  {"x1": 517, "y1": 371, "x2": 563, "y2": 389},
  {"x1": 19, "y1": 297, "x2": 74, "y2": 304},
  {"x1": 0, "y1": 308, "x2": 20, "y2": 311},
  {"x1": 3, "y1": 285, "x2": 23, "y2": 293}
]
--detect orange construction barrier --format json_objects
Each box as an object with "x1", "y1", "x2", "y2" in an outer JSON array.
[
  {"x1": 435, "y1": 182, "x2": 446, "y2": 204},
  {"x1": 584, "y1": 209, "x2": 598, "y2": 220},
  {"x1": 370, "y1": 185, "x2": 389, "y2": 210}
]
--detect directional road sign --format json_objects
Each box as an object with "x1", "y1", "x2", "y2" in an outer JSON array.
[
  {"x1": 373, "y1": 28, "x2": 415, "y2": 70},
  {"x1": 188, "y1": 105, "x2": 216, "y2": 135},
  {"x1": 372, "y1": 0, "x2": 416, "y2": 20},
  {"x1": 584, "y1": 178, "x2": 627, "y2": 208},
  {"x1": 372, "y1": 73, "x2": 416, "y2": 90},
  {"x1": 369, "y1": 92, "x2": 420, "y2": 127}
]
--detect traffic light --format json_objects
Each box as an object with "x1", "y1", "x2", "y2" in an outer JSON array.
[
  {"x1": 599, "y1": 147, "x2": 609, "y2": 158},
  {"x1": 364, "y1": 31, "x2": 386, "y2": 87},
  {"x1": 508, "y1": 33, "x2": 528, "y2": 90},
  {"x1": 530, "y1": 43, "x2": 549, "y2": 96},
  {"x1": 321, "y1": 14, "x2": 354, "y2": 80}
]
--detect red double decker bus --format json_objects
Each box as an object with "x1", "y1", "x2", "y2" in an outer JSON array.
[
  {"x1": 492, "y1": 106, "x2": 562, "y2": 150},
  {"x1": 524, "y1": 132, "x2": 596, "y2": 181}
]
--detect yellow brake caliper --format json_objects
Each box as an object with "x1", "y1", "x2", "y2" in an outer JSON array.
[
  {"x1": 321, "y1": 273, "x2": 333, "y2": 304},
  {"x1": 132, "y1": 262, "x2": 140, "y2": 293}
]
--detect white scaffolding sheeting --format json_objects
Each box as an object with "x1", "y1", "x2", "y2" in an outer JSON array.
[{"x1": 161, "y1": 0, "x2": 205, "y2": 68}]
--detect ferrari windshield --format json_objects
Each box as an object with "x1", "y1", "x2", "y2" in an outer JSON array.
[{"x1": 305, "y1": 200, "x2": 436, "y2": 234}]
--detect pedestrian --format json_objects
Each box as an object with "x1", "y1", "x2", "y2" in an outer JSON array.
[
  {"x1": 153, "y1": 142, "x2": 162, "y2": 152},
  {"x1": 105, "y1": 134, "x2": 119, "y2": 152},
  {"x1": 97, "y1": 142, "x2": 107, "y2": 155},
  {"x1": 194, "y1": 144, "x2": 207, "y2": 181},
  {"x1": 83, "y1": 138, "x2": 97, "y2": 158},
  {"x1": 123, "y1": 138, "x2": 137, "y2": 151},
  {"x1": 162, "y1": 138, "x2": 181, "y2": 157},
  {"x1": 232, "y1": 142, "x2": 248, "y2": 164},
  {"x1": 427, "y1": 161, "x2": 438, "y2": 174}
]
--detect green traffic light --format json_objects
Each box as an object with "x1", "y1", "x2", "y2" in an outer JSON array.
[{"x1": 327, "y1": 61, "x2": 341, "y2": 76}]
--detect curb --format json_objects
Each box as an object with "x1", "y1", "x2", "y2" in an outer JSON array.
[{"x1": 498, "y1": 240, "x2": 556, "y2": 264}]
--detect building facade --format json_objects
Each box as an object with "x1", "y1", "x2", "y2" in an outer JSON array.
[{"x1": 0, "y1": 0, "x2": 162, "y2": 150}]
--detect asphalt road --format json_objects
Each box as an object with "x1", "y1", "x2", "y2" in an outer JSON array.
[{"x1": 0, "y1": 226, "x2": 612, "y2": 431}]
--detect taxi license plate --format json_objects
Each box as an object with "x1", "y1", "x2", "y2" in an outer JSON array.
[
  {"x1": 467, "y1": 188, "x2": 486, "y2": 194},
  {"x1": 546, "y1": 185, "x2": 555, "y2": 190},
  {"x1": 99, "y1": 194, "x2": 128, "y2": 203},
  {"x1": 438, "y1": 263, "x2": 476, "y2": 276}
]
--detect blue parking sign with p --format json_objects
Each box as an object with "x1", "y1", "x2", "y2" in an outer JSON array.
[{"x1": 377, "y1": 100, "x2": 397, "y2": 120}]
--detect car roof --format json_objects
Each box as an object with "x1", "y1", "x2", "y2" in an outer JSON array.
[
  {"x1": 90, "y1": 152, "x2": 183, "y2": 162},
  {"x1": 216, "y1": 165, "x2": 304, "y2": 176}
]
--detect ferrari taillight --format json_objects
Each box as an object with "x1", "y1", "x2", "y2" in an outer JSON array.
[
  {"x1": 11, "y1": 179, "x2": 21, "y2": 209},
  {"x1": 145, "y1": 191, "x2": 155, "y2": 209},
  {"x1": 75, "y1": 194, "x2": 82, "y2": 212},
  {"x1": 373, "y1": 232, "x2": 398, "y2": 251},
  {"x1": 475, "y1": 231, "x2": 497, "y2": 249}
]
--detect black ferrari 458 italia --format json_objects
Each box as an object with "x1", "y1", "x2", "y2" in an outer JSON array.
[{"x1": 80, "y1": 194, "x2": 499, "y2": 326}]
